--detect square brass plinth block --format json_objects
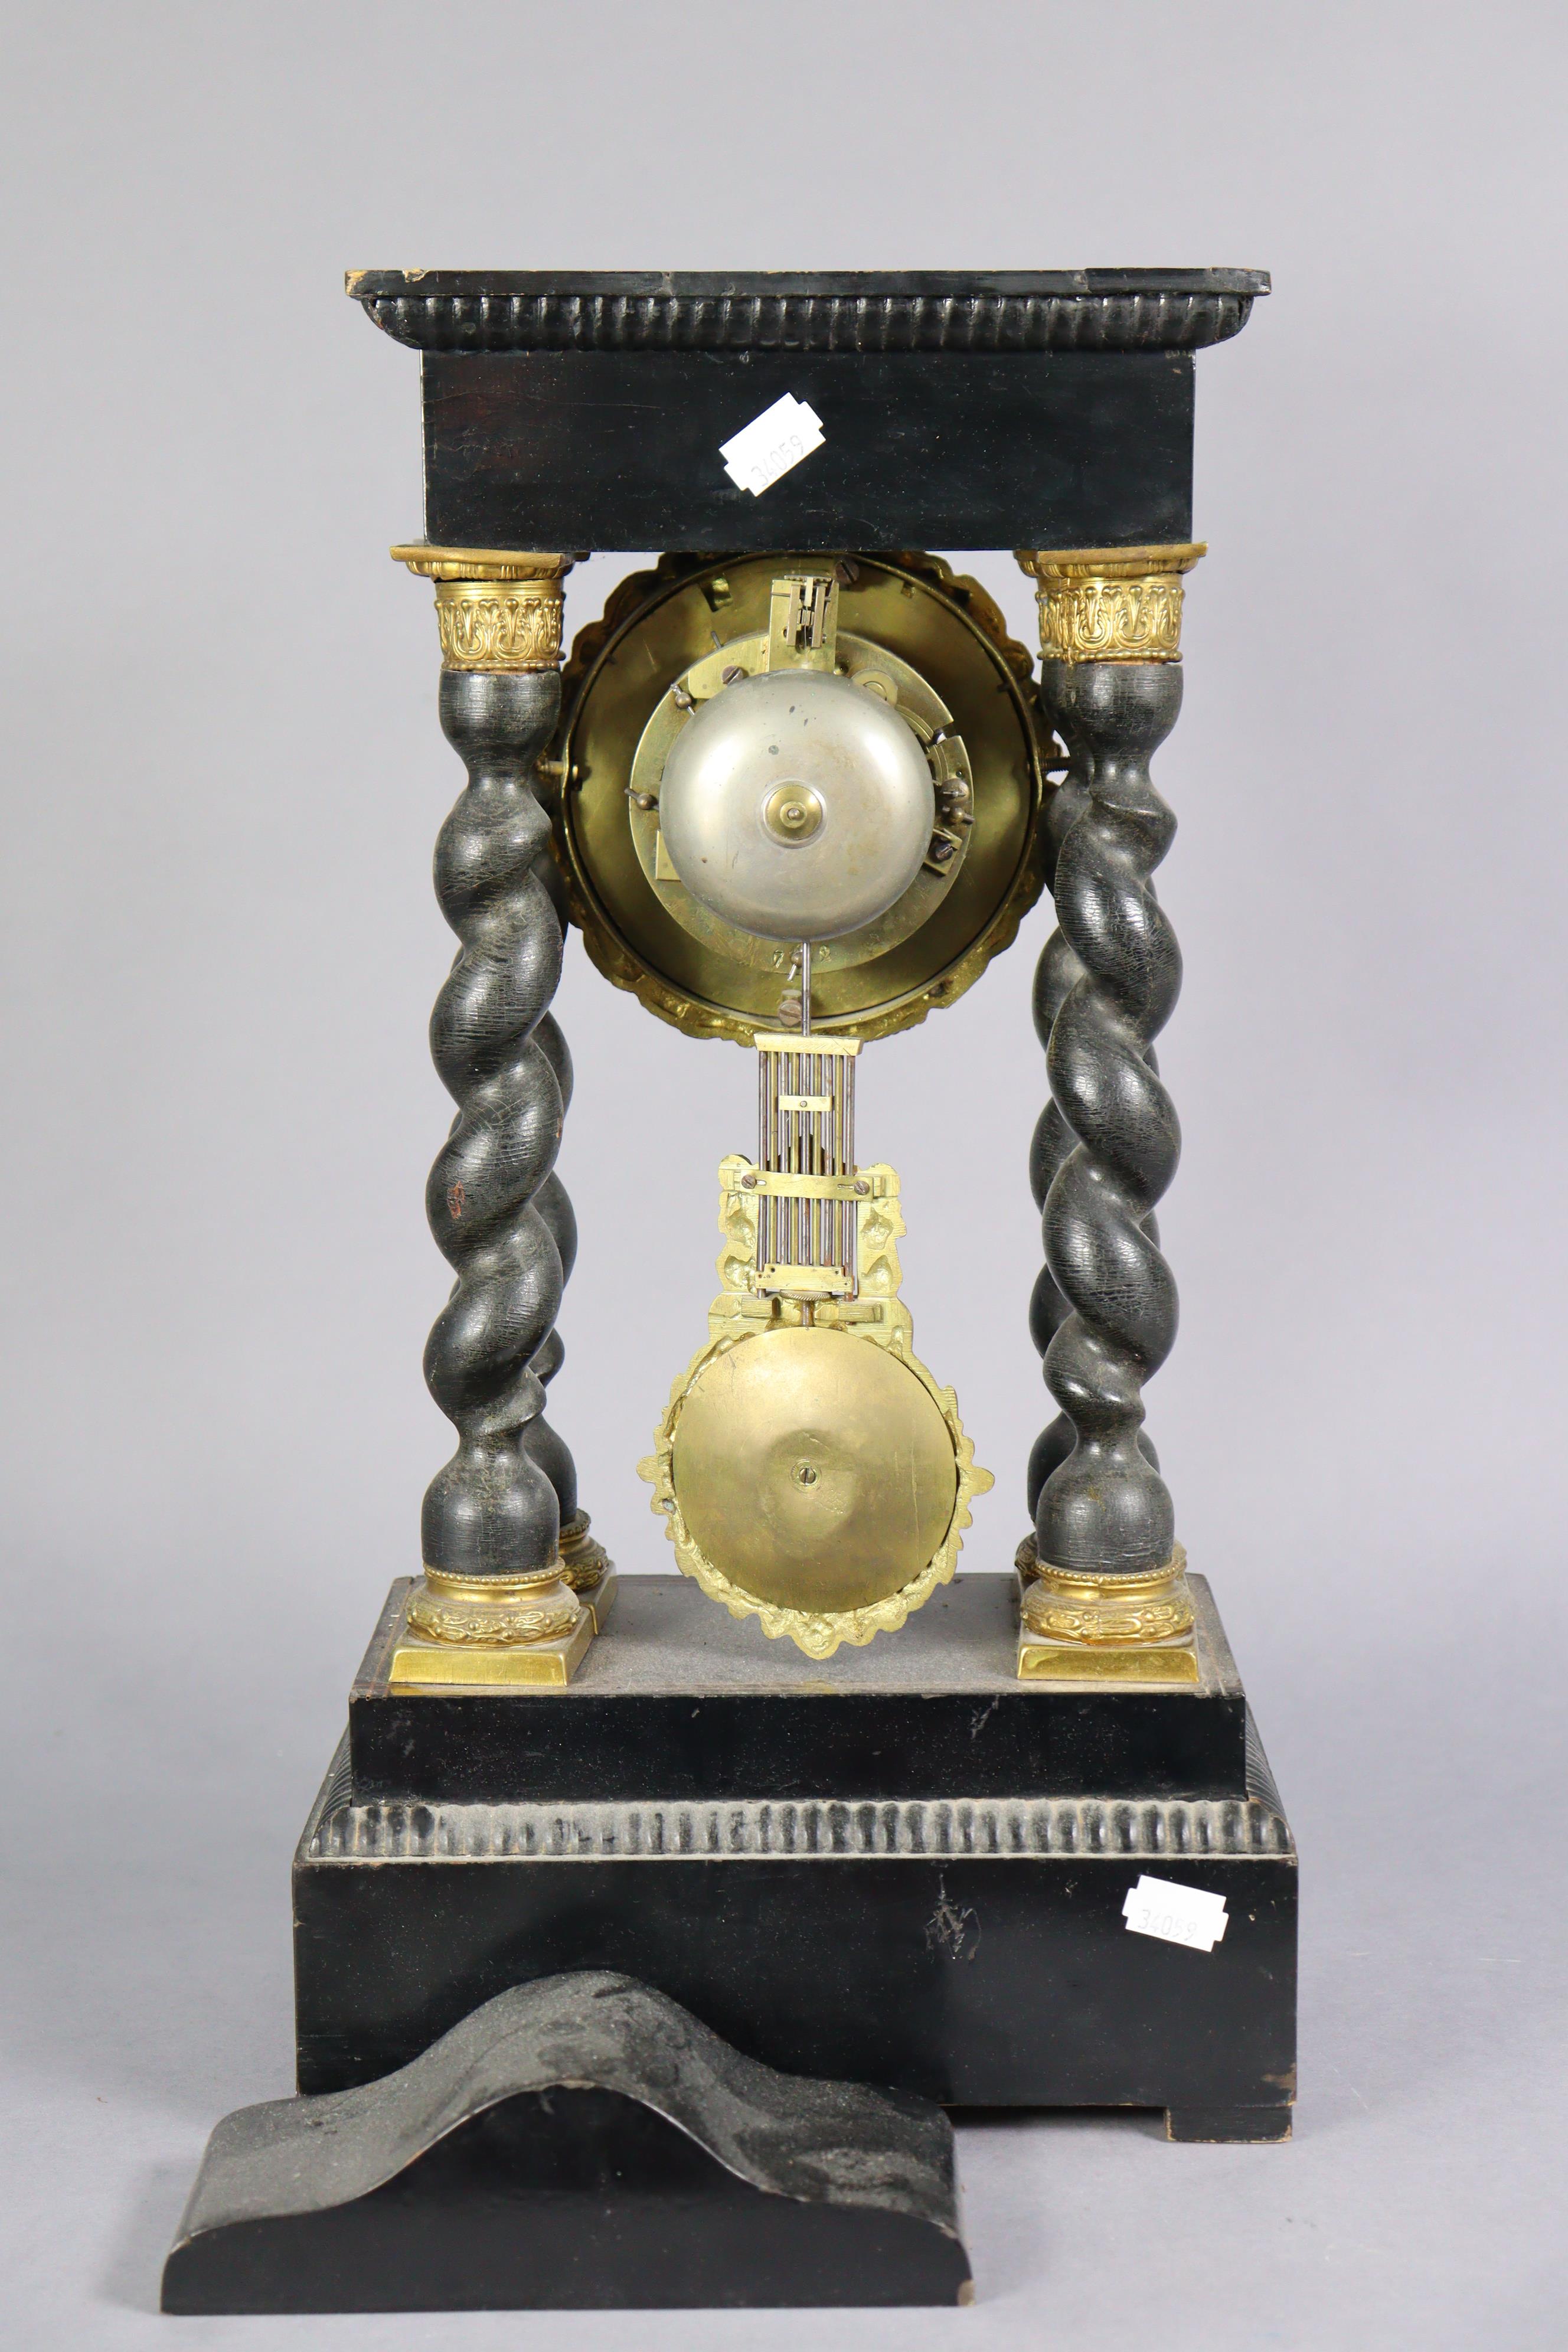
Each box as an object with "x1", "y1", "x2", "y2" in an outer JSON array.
[
  {"x1": 1015, "y1": 1567, "x2": 1203, "y2": 1685},
  {"x1": 389, "y1": 1601, "x2": 597, "y2": 1690},
  {"x1": 1016, "y1": 1632, "x2": 1201, "y2": 1686}
]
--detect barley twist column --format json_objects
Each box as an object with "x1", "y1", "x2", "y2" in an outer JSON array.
[
  {"x1": 1024, "y1": 713, "x2": 1089, "y2": 1520},
  {"x1": 1013, "y1": 545, "x2": 1204, "y2": 1673},
  {"x1": 525, "y1": 1013, "x2": 612, "y2": 1597},
  {"x1": 392, "y1": 547, "x2": 593, "y2": 1665}
]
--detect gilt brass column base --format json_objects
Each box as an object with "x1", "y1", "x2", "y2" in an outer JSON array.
[
  {"x1": 389, "y1": 1611, "x2": 596, "y2": 1689},
  {"x1": 388, "y1": 1568, "x2": 597, "y2": 1690},
  {"x1": 1014, "y1": 1537, "x2": 1200, "y2": 1687}
]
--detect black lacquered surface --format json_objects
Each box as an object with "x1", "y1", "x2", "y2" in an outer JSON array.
[{"x1": 419, "y1": 349, "x2": 1196, "y2": 552}]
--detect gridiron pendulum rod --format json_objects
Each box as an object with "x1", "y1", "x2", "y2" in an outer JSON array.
[
  {"x1": 390, "y1": 547, "x2": 591, "y2": 1647},
  {"x1": 800, "y1": 942, "x2": 811, "y2": 1270},
  {"x1": 753, "y1": 953, "x2": 859, "y2": 1295},
  {"x1": 833, "y1": 1053, "x2": 841, "y2": 1270},
  {"x1": 757, "y1": 1046, "x2": 767, "y2": 1268},
  {"x1": 1014, "y1": 545, "x2": 1206, "y2": 1639},
  {"x1": 818, "y1": 1071, "x2": 825, "y2": 1267}
]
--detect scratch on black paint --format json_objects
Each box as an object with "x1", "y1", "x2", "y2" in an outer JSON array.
[{"x1": 925, "y1": 1875, "x2": 980, "y2": 1962}]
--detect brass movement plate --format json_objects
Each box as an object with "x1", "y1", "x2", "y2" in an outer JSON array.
[{"x1": 548, "y1": 553, "x2": 1054, "y2": 1044}]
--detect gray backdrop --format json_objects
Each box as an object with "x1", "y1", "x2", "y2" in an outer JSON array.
[{"x1": 3, "y1": 3, "x2": 1564, "y2": 2345}]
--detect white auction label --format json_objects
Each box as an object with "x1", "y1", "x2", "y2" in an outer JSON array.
[
  {"x1": 719, "y1": 394, "x2": 825, "y2": 496},
  {"x1": 1122, "y1": 1874, "x2": 1229, "y2": 1953}
]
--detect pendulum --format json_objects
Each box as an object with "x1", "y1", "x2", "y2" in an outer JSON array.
[
  {"x1": 636, "y1": 576, "x2": 992, "y2": 1655},
  {"x1": 639, "y1": 952, "x2": 992, "y2": 1658}
]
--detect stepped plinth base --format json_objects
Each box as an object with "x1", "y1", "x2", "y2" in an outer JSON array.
[{"x1": 296, "y1": 1571, "x2": 1295, "y2": 2139}]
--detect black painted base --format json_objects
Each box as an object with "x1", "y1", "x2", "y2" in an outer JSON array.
[
  {"x1": 347, "y1": 1567, "x2": 1252, "y2": 1804},
  {"x1": 164, "y1": 1973, "x2": 969, "y2": 2313},
  {"x1": 295, "y1": 1574, "x2": 1296, "y2": 2137},
  {"x1": 1166, "y1": 2106, "x2": 1294, "y2": 2144}
]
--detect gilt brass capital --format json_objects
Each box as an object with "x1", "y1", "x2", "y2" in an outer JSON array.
[
  {"x1": 391, "y1": 545, "x2": 577, "y2": 672},
  {"x1": 1014, "y1": 543, "x2": 1206, "y2": 665}
]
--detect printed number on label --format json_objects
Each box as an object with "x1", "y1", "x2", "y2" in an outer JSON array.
[
  {"x1": 718, "y1": 394, "x2": 826, "y2": 498},
  {"x1": 1121, "y1": 1873, "x2": 1229, "y2": 1953}
]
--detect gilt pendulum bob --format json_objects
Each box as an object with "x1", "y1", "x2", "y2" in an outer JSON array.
[{"x1": 545, "y1": 560, "x2": 1040, "y2": 1653}]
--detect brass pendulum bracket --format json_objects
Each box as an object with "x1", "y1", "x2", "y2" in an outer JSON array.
[{"x1": 766, "y1": 573, "x2": 839, "y2": 671}]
